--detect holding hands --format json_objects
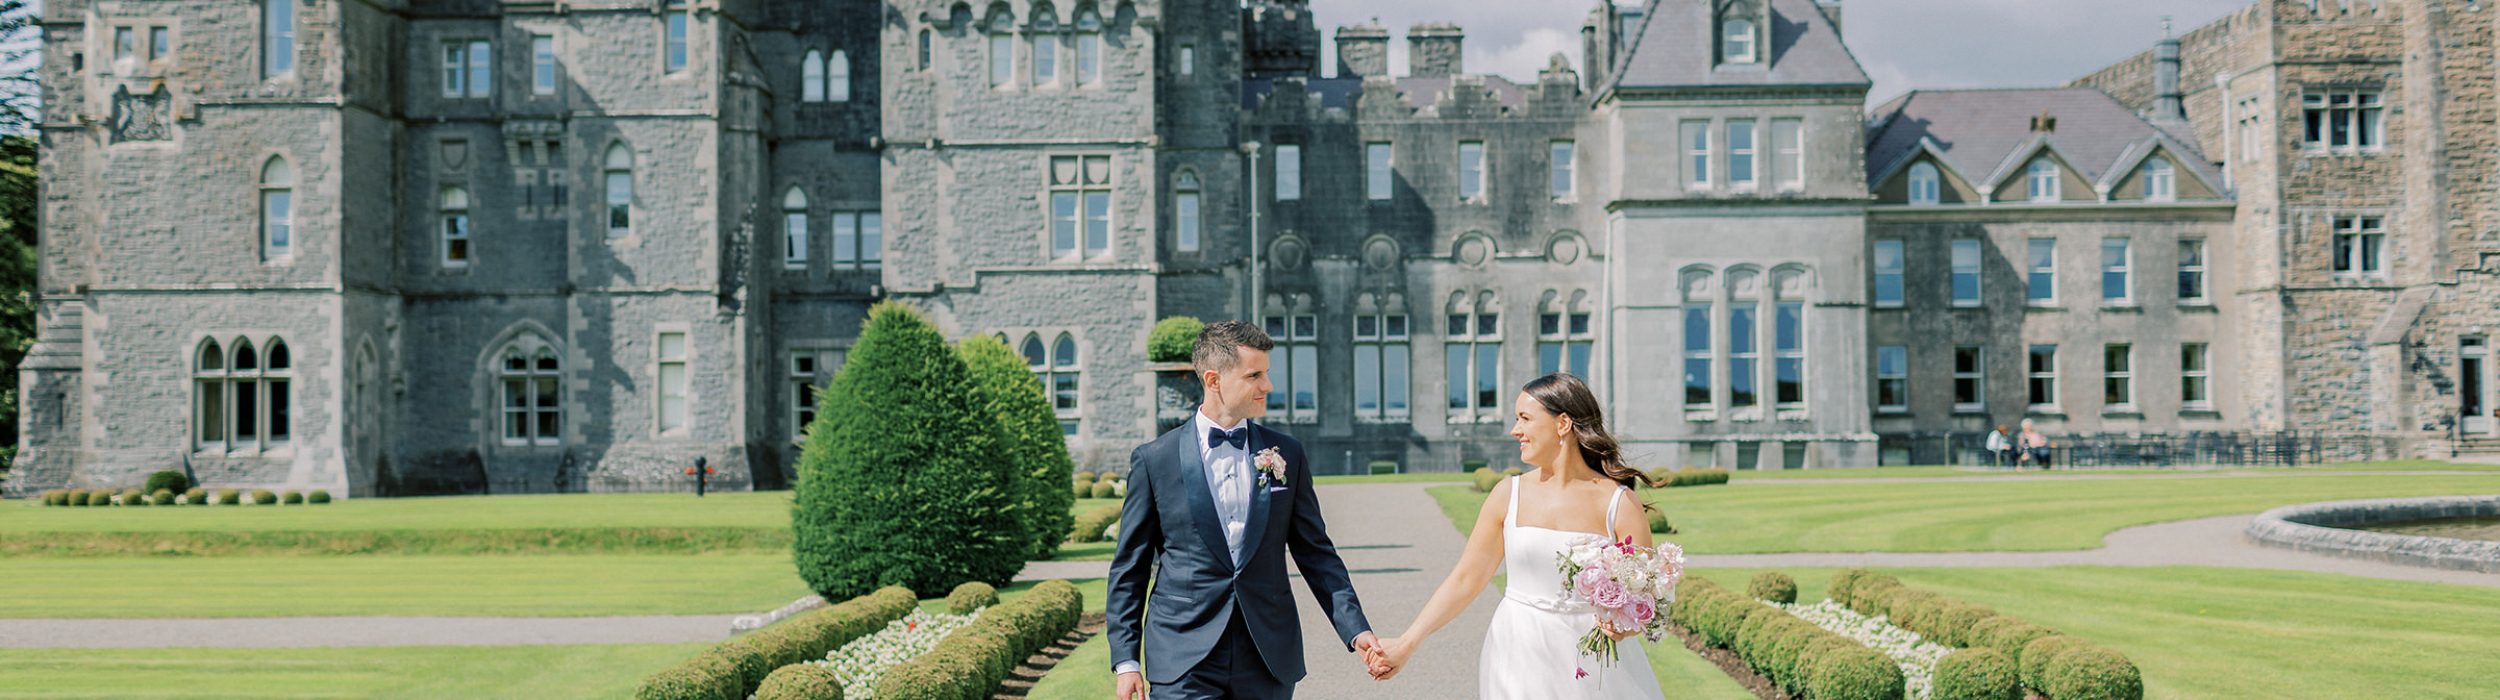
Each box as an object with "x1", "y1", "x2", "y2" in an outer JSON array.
[{"x1": 1360, "y1": 634, "x2": 1413, "y2": 681}]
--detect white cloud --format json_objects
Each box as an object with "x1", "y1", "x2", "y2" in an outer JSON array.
[{"x1": 1469, "y1": 27, "x2": 1581, "y2": 82}]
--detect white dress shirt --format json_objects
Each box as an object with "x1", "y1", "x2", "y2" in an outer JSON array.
[{"x1": 1196, "y1": 411, "x2": 1255, "y2": 568}]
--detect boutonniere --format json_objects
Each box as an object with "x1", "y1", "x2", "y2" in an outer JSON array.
[{"x1": 1254, "y1": 447, "x2": 1289, "y2": 487}]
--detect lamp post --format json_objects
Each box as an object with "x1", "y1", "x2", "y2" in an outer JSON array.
[{"x1": 1240, "y1": 140, "x2": 1263, "y2": 323}]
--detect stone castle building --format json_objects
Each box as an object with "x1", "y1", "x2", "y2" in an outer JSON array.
[{"x1": 10, "y1": 0, "x2": 2492, "y2": 495}]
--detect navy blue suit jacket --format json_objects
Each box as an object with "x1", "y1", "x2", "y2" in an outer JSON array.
[{"x1": 1104, "y1": 420, "x2": 1371, "y2": 685}]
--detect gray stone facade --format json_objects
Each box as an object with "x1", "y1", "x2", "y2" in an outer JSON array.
[{"x1": 21, "y1": 0, "x2": 2492, "y2": 497}]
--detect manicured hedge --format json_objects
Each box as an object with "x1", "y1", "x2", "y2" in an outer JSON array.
[
  {"x1": 249, "y1": 489, "x2": 277, "y2": 505},
  {"x1": 947, "y1": 582, "x2": 999, "y2": 614},
  {"x1": 280, "y1": 490, "x2": 304, "y2": 505},
  {"x1": 1472, "y1": 467, "x2": 1502, "y2": 493},
  {"x1": 215, "y1": 489, "x2": 241, "y2": 505},
  {"x1": 1932, "y1": 647, "x2": 2022, "y2": 700},
  {"x1": 875, "y1": 579, "x2": 1084, "y2": 700},
  {"x1": 144, "y1": 470, "x2": 191, "y2": 495},
  {"x1": 1146, "y1": 316, "x2": 1204, "y2": 363},
  {"x1": 958, "y1": 334, "x2": 1076, "y2": 562},
  {"x1": 1671, "y1": 576, "x2": 1903, "y2": 698},
  {"x1": 1089, "y1": 481, "x2": 1117, "y2": 499},
  {"x1": 183, "y1": 487, "x2": 208, "y2": 505},
  {"x1": 1070, "y1": 505, "x2": 1120, "y2": 544},
  {"x1": 2038, "y1": 639, "x2": 2144, "y2": 700},
  {"x1": 636, "y1": 586, "x2": 916, "y2": 700},
  {"x1": 753, "y1": 663, "x2": 844, "y2": 700},
  {"x1": 1653, "y1": 467, "x2": 1731, "y2": 487},
  {"x1": 1832, "y1": 570, "x2": 2142, "y2": 700},
  {"x1": 148, "y1": 490, "x2": 176, "y2": 506},
  {"x1": 1749, "y1": 572, "x2": 1798, "y2": 605},
  {"x1": 1647, "y1": 507, "x2": 1675, "y2": 534},
  {"x1": 306, "y1": 490, "x2": 332, "y2": 504}
]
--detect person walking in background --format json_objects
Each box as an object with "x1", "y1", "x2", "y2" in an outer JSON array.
[
  {"x1": 2019, "y1": 419, "x2": 2053, "y2": 470},
  {"x1": 1985, "y1": 424, "x2": 2014, "y2": 468}
]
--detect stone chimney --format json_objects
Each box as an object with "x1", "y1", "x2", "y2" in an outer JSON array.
[
  {"x1": 1818, "y1": 0, "x2": 1843, "y2": 38},
  {"x1": 1408, "y1": 22, "x2": 1464, "y2": 78},
  {"x1": 2153, "y1": 17, "x2": 2185, "y2": 121},
  {"x1": 1335, "y1": 20, "x2": 1389, "y2": 78}
]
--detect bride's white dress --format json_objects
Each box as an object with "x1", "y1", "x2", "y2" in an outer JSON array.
[{"x1": 1478, "y1": 476, "x2": 1666, "y2": 699}]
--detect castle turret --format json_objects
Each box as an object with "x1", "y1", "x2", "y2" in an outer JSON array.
[
  {"x1": 1335, "y1": 20, "x2": 1388, "y2": 78},
  {"x1": 1243, "y1": 0, "x2": 1320, "y2": 78}
]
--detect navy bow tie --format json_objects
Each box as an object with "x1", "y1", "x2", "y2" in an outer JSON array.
[{"x1": 1208, "y1": 426, "x2": 1247, "y2": 450}]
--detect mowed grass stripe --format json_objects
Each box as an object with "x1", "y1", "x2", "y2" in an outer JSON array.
[
  {"x1": 0, "y1": 643, "x2": 707, "y2": 699},
  {"x1": 0, "y1": 526, "x2": 792, "y2": 557},
  {"x1": 1, "y1": 554, "x2": 816, "y2": 619}
]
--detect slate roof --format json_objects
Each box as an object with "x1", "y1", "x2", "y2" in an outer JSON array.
[
  {"x1": 1605, "y1": 0, "x2": 1870, "y2": 93},
  {"x1": 1243, "y1": 75, "x2": 1532, "y2": 112},
  {"x1": 1863, "y1": 87, "x2": 2222, "y2": 192}
]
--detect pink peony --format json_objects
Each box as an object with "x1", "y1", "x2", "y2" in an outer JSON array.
[
  {"x1": 1628, "y1": 595, "x2": 1656, "y2": 624},
  {"x1": 1573, "y1": 568, "x2": 1608, "y2": 595},
  {"x1": 1589, "y1": 579, "x2": 1630, "y2": 610},
  {"x1": 1601, "y1": 606, "x2": 1641, "y2": 633}
]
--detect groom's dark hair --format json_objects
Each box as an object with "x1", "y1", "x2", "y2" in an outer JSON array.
[{"x1": 1192, "y1": 320, "x2": 1275, "y2": 374}]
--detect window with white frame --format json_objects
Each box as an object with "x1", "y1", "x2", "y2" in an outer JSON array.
[
  {"x1": 2103, "y1": 343, "x2": 2133, "y2": 410},
  {"x1": 1729, "y1": 283, "x2": 1759, "y2": 409},
  {"x1": 802, "y1": 51, "x2": 825, "y2": 101},
  {"x1": 1367, "y1": 142, "x2": 1393, "y2": 200},
  {"x1": 1774, "y1": 296, "x2": 1804, "y2": 406},
  {"x1": 1908, "y1": 162, "x2": 1940, "y2": 205},
  {"x1": 1265, "y1": 315, "x2": 1318, "y2": 420},
  {"x1": 532, "y1": 35, "x2": 557, "y2": 95},
  {"x1": 1051, "y1": 333, "x2": 1081, "y2": 429},
  {"x1": 917, "y1": 28, "x2": 932, "y2": 70},
  {"x1": 2027, "y1": 158, "x2": 2061, "y2": 202},
  {"x1": 1458, "y1": 141, "x2": 1485, "y2": 202},
  {"x1": 263, "y1": 0, "x2": 294, "y2": 78},
  {"x1": 261, "y1": 157, "x2": 293, "y2": 260},
  {"x1": 499, "y1": 339, "x2": 562, "y2": 445},
  {"x1": 2101, "y1": 238, "x2": 2132, "y2": 303},
  {"x1": 2028, "y1": 344, "x2": 2057, "y2": 408},
  {"x1": 441, "y1": 187, "x2": 471, "y2": 267},
  {"x1": 1178, "y1": 43, "x2": 1194, "y2": 77},
  {"x1": 605, "y1": 144, "x2": 634, "y2": 236},
  {"x1": 194, "y1": 337, "x2": 291, "y2": 452},
  {"x1": 2182, "y1": 342, "x2": 2212, "y2": 411},
  {"x1": 831, "y1": 211, "x2": 881, "y2": 269},
  {"x1": 656, "y1": 331, "x2": 689, "y2": 433},
  {"x1": 442, "y1": 40, "x2": 489, "y2": 98},
  {"x1": 1175, "y1": 171, "x2": 1201, "y2": 253},
  {"x1": 1034, "y1": 13, "x2": 1059, "y2": 85},
  {"x1": 988, "y1": 13, "x2": 1015, "y2": 87},
  {"x1": 2302, "y1": 89, "x2": 2382, "y2": 151},
  {"x1": 114, "y1": 26, "x2": 135, "y2": 66},
  {"x1": 1447, "y1": 301, "x2": 1501, "y2": 418},
  {"x1": 2332, "y1": 215, "x2": 2384, "y2": 276},
  {"x1": 1551, "y1": 141, "x2": 1576, "y2": 199},
  {"x1": 782, "y1": 188, "x2": 809, "y2": 268},
  {"x1": 1074, "y1": 10, "x2": 1102, "y2": 85},
  {"x1": 2027, "y1": 238, "x2": 2056, "y2": 304},
  {"x1": 1728, "y1": 120, "x2": 1757, "y2": 190},
  {"x1": 1773, "y1": 119, "x2": 1803, "y2": 191},
  {"x1": 1872, "y1": 239, "x2": 1903, "y2": 307},
  {"x1": 1875, "y1": 345, "x2": 1907, "y2": 413},
  {"x1": 789, "y1": 348, "x2": 845, "y2": 442},
  {"x1": 1049, "y1": 155, "x2": 1111, "y2": 259},
  {"x1": 1276, "y1": 144, "x2": 1302, "y2": 200},
  {"x1": 1537, "y1": 304, "x2": 1593, "y2": 378},
  {"x1": 1724, "y1": 19, "x2": 1756, "y2": 63},
  {"x1": 2142, "y1": 156, "x2": 2176, "y2": 201},
  {"x1": 1951, "y1": 239, "x2": 1982, "y2": 307},
  {"x1": 1684, "y1": 121, "x2": 1712, "y2": 188},
  {"x1": 1354, "y1": 313, "x2": 1411, "y2": 420},
  {"x1": 1953, "y1": 346, "x2": 1985, "y2": 412},
  {"x1": 664, "y1": 2, "x2": 689, "y2": 73},
  {"x1": 2178, "y1": 239, "x2": 2207, "y2": 304},
  {"x1": 151, "y1": 27, "x2": 169, "y2": 63},
  {"x1": 1683, "y1": 283, "x2": 1712, "y2": 408}
]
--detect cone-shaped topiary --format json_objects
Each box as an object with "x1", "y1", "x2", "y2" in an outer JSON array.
[
  {"x1": 957, "y1": 334, "x2": 1076, "y2": 562},
  {"x1": 793, "y1": 302, "x2": 1022, "y2": 601},
  {"x1": 1147, "y1": 316, "x2": 1204, "y2": 363}
]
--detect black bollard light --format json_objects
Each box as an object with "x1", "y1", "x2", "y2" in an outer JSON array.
[{"x1": 692, "y1": 456, "x2": 709, "y2": 497}]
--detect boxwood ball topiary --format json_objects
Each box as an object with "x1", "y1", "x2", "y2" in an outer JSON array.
[
  {"x1": 958, "y1": 334, "x2": 1077, "y2": 562},
  {"x1": 1473, "y1": 467, "x2": 1502, "y2": 493},
  {"x1": 1647, "y1": 507, "x2": 1674, "y2": 534},
  {"x1": 307, "y1": 490, "x2": 332, "y2": 504},
  {"x1": 1749, "y1": 572, "x2": 1798, "y2": 605},
  {"x1": 753, "y1": 663, "x2": 844, "y2": 700},
  {"x1": 1147, "y1": 316, "x2": 1205, "y2": 363},
  {"x1": 792, "y1": 302, "x2": 1023, "y2": 602},
  {"x1": 144, "y1": 470, "x2": 190, "y2": 495},
  {"x1": 1074, "y1": 470, "x2": 1096, "y2": 484},
  {"x1": 216, "y1": 489, "x2": 241, "y2": 505},
  {"x1": 125, "y1": 490, "x2": 151, "y2": 507},
  {"x1": 280, "y1": 490, "x2": 303, "y2": 505},
  {"x1": 947, "y1": 581, "x2": 1000, "y2": 614},
  {"x1": 2042, "y1": 644, "x2": 2143, "y2": 700},
  {"x1": 248, "y1": 489, "x2": 276, "y2": 505},
  {"x1": 1932, "y1": 647, "x2": 2022, "y2": 700},
  {"x1": 184, "y1": 487, "x2": 209, "y2": 506},
  {"x1": 149, "y1": 490, "x2": 175, "y2": 506},
  {"x1": 2020, "y1": 636, "x2": 2084, "y2": 690},
  {"x1": 1090, "y1": 481, "x2": 1117, "y2": 499},
  {"x1": 1806, "y1": 644, "x2": 1907, "y2": 700}
]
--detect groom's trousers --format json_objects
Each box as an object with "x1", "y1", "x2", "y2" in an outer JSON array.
[{"x1": 1149, "y1": 607, "x2": 1291, "y2": 700}]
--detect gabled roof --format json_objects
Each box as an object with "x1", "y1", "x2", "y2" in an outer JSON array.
[
  {"x1": 1605, "y1": 0, "x2": 1870, "y2": 94},
  {"x1": 1864, "y1": 87, "x2": 2223, "y2": 196}
]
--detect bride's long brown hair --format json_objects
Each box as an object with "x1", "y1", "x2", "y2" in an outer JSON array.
[{"x1": 1523, "y1": 373, "x2": 1662, "y2": 492}]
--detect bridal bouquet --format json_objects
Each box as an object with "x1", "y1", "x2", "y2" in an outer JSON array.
[{"x1": 1555, "y1": 535, "x2": 1686, "y2": 670}]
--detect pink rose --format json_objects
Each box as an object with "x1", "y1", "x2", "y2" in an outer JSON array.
[
  {"x1": 1589, "y1": 579, "x2": 1629, "y2": 610},
  {"x1": 1629, "y1": 596, "x2": 1656, "y2": 624},
  {"x1": 1573, "y1": 568, "x2": 1608, "y2": 595}
]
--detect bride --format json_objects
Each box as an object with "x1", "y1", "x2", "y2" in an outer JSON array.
[{"x1": 1372, "y1": 373, "x2": 1667, "y2": 698}]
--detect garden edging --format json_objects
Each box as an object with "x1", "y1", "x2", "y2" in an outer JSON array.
[{"x1": 2245, "y1": 496, "x2": 2500, "y2": 573}]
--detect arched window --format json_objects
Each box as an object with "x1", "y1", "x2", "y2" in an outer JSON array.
[
  {"x1": 829, "y1": 50, "x2": 851, "y2": 102},
  {"x1": 1032, "y1": 10, "x2": 1059, "y2": 85},
  {"x1": 2142, "y1": 156, "x2": 2176, "y2": 202},
  {"x1": 263, "y1": 0, "x2": 294, "y2": 78},
  {"x1": 265, "y1": 339, "x2": 291, "y2": 443},
  {"x1": 783, "y1": 188, "x2": 810, "y2": 268},
  {"x1": 197, "y1": 336, "x2": 290, "y2": 451},
  {"x1": 195, "y1": 339, "x2": 226, "y2": 446},
  {"x1": 1051, "y1": 332, "x2": 1080, "y2": 417},
  {"x1": 1909, "y1": 162, "x2": 1940, "y2": 206},
  {"x1": 1021, "y1": 333, "x2": 1047, "y2": 369},
  {"x1": 2026, "y1": 158, "x2": 2061, "y2": 202},
  {"x1": 1175, "y1": 170, "x2": 1201, "y2": 253},
  {"x1": 917, "y1": 28, "x2": 933, "y2": 71},
  {"x1": 988, "y1": 9, "x2": 1015, "y2": 87},
  {"x1": 605, "y1": 143, "x2": 634, "y2": 236},
  {"x1": 261, "y1": 157, "x2": 293, "y2": 260},
  {"x1": 499, "y1": 338, "x2": 562, "y2": 445},
  {"x1": 802, "y1": 50, "x2": 825, "y2": 102},
  {"x1": 1724, "y1": 19, "x2": 1756, "y2": 64},
  {"x1": 1074, "y1": 8, "x2": 1102, "y2": 85},
  {"x1": 441, "y1": 187, "x2": 471, "y2": 266}
]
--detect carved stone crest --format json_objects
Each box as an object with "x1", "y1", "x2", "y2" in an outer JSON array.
[{"x1": 109, "y1": 85, "x2": 171, "y2": 143}]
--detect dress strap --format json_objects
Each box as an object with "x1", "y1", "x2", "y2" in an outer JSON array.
[
  {"x1": 1604, "y1": 486, "x2": 1628, "y2": 541},
  {"x1": 1503, "y1": 476, "x2": 1520, "y2": 529}
]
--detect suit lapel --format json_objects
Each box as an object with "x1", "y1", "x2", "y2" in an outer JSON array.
[
  {"x1": 1170, "y1": 428, "x2": 1236, "y2": 575},
  {"x1": 1236, "y1": 423, "x2": 1275, "y2": 571}
]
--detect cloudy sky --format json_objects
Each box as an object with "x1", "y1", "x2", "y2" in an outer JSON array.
[{"x1": 1306, "y1": 0, "x2": 2256, "y2": 105}]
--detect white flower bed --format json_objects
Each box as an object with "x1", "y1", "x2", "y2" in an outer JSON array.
[
  {"x1": 809, "y1": 608, "x2": 980, "y2": 700},
  {"x1": 1774, "y1": 599, "x2": 1950, "y2": 700}
]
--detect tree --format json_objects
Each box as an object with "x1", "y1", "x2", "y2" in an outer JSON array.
[
  {"x1": 791, "y1": 302, "x2": 1021, "y2": 600},
  {"x1": 0, "y1": 134, "x2": 33, "y2": 473},
  {"x1": 957, "y1": 334, "x2": 1076, "y2": 561}
]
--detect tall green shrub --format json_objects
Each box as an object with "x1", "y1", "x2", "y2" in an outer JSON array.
[
  {"x1": 792, "y1": 302, "x2": 1021, "y2": 601},
  {"x1": 1146, "y1": 316, "x2": 1204, "y2": 363},
  {"x1": 143, "y1": 470, "x2": 190, "y2": 494},
  {"x1": 957, "y1": 334, "x2": 1076, "y2": 562}
]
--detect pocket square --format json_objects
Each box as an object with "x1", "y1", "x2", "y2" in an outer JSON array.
[{"x1": 1266, "y1": 486, "x2": 1290, "y2": 493}]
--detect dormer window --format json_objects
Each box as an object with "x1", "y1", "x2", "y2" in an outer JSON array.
[
  {"x1": 2027, "y1": 158, "x2": 2061, "y2": 202},
  {"x1": 1724, "y1": 19, "x2": 1757, "y2": 64},
  {"x1": 1909, "y1": 163, "x2": 1940, "y2": 206},
  {"x1": 2141, "y1": 156, "x2": 2175, "y2": 202}
]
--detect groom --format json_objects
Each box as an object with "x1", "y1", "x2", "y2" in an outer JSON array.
[{"x1": 1107, "y1": 320, "x2": 1380, "y2": 699}]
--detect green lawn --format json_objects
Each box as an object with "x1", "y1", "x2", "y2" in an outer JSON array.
[
  {"x1": 1430, "y1": 472, "x2": 2500, "y2": 554},
  {"x1": 2, "y1": 554, "x2": 815, "y2": 618},
  {"x1": 0, "y1": 643, "x2": 706, "y2": 699},
  {"x1": 1689, "y1": 566, "x2": 2500, "y2": 700},
  {"x1": 1722, "y1": 459, "x2": 2500, "y2": 480}
]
